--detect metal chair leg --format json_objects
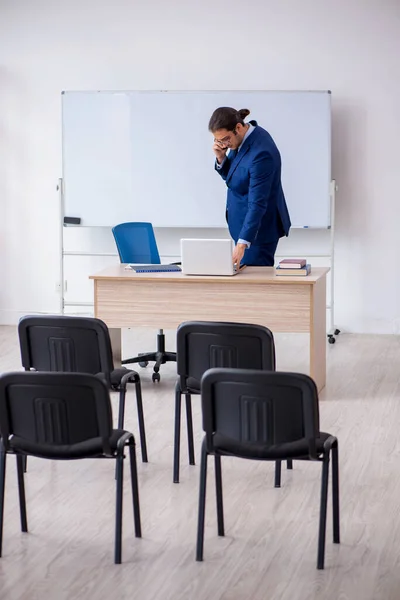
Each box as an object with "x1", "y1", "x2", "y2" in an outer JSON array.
[
  {"x1": 134, "y1": 379, "x2": 148, "y2": 463},
  {"x1": 274, "y1": 460, "x2": 282, "y2": 488},
  {"x1": 287, "y1": 459, "x2": 293, "y2": 469},
  {"x1": 332, "y1": 443, "x2": 340, "y2": 544},
  {"x1": 317, "y1": 456, "x2": 330, "y2": 569},
  {"x1": 185, "y1": 394, "x2": 195, "y2": 466},
  {"x1": 173, "y1": 384, "x2": 182, "y2": 483},
  {"x1": 118, "y1": 386, "x2": 126, "y2": 430},
  {"x1": 214, "y1": 455, "x2": 224, "y2": 537},
  {"x1": 196, "y1": 441, "x2": 208, "y2": 561},
  {"x1": 128, "y1": 441, "x2": 142, "y2": 538},
  {"x1": 16, "y1": 455, "x2": 28, "y2": 532},
  {"x1": 115, "y1": 386, "x2": 127, "y2": 481},
  {"x1": 114, "y1": 455, "x2": 124, "y2": 564},
  {"x1": 0, "y1": 450, "x2": 6, "y2": 557}
]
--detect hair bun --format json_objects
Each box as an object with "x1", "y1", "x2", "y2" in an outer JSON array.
[{"x1": 237, "y1": 108, "x2": 250, "y2": 120}]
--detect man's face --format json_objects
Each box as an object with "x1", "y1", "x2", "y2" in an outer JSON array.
[{"x1": 213, "y1": 123, "x2": 247, "y2": 150}]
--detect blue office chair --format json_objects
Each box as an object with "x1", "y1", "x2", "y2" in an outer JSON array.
[{"x1": 112, "y1": 222, "x2": 177, "y2": 382}]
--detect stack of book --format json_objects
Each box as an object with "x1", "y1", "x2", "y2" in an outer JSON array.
[{"x1": 275, "y1": 258, "x2": 311, "y2": 276}]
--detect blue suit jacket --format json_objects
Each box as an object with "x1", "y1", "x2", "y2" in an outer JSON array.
[{"x1": 216, "y1": 121, "x2": 291, "y2": 260}]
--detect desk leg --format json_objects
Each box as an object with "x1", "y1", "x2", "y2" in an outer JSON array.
[
  {"x1": 109, "y1": 328, "x2": 122, "y2": 367},
  {"x1": 310, "y1": 277, "x2": 327, "y2": 392}
]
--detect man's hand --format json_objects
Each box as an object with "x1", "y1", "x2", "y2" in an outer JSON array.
[
  {"x1": 233, "y1": 243, "x2": 247, "y2": 266},
  {"x1": 213, "y1": 142, "x2": 228, "y2": 164}
]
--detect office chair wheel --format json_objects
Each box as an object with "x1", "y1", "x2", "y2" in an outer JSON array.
[
  {"x1": 328, "y1": 335, "x2": 336, "y2": 344},
  {"x1": 334, "y1": 329, "x2": 341, "y2": 336},
  {"x1": 137, "y1": 353, "x2": 149, "y2": 368},
  {"x1": 152, "y1": 372, "x2": 161, "y2": 383}
]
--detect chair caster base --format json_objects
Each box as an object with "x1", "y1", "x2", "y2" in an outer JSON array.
[{"x1": 327, "y1": 328, "x2": 340, "y2": 344}]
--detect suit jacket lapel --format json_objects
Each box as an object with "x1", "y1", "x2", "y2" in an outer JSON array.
[{"x1": 226, "y1": 144, "x2": 250, "y2": 183}]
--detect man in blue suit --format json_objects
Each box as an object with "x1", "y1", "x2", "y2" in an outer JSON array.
[{"x1": 209, "y1": 107, "x2": 291, "y2": 266}]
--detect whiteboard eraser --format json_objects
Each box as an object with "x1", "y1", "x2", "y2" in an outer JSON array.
[{"x1": 64, "y1": 216, "x2": 81, "y2": 225}]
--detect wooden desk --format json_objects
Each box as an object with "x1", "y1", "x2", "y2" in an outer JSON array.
[{"x1": 90, "y1": 266, "x2": 329, "y2": 391}]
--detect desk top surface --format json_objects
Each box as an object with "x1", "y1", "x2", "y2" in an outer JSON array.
[{"x1": 90, "y1": 265, "x2": 330, "y2": 285}]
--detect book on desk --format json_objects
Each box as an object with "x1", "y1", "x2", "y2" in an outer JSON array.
[{"x1": 275, "y1": 258, "x2": 311, "y2": 276}]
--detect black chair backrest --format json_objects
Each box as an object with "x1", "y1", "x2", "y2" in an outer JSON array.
[
  {"x1": 201, "y1": 368, "x2": 320, "y2": 459},
  {"x1": 0, "y1": 371, "x2": 113, "y2": 456},
  {"x1": 176, "y1": 321, "x2": 275, "y2": 389},
  {"x1": 18, "y1": 315, "x2": 114, "y2": 386}
]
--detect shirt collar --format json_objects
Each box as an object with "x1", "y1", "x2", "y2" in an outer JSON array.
[{"x1": 237, "y1": 122, "x2": 255, "y2": 153}]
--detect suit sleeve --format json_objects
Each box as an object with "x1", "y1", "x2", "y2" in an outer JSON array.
[
  {"x1": 238, "y1": 150, "x2": 275, "y2": 243},
  {"x1": 214, "y1": 157, "x2": 231, "y2": 181}
]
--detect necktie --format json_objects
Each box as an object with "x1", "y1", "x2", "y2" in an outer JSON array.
[{"x1": 229, "y1": 149, "x2": 238, "y2": 161}]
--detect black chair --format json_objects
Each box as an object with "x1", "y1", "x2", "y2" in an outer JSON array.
[
  {"x1": 196, "y1": 368, "x2": 340, "y2": 570},
  {"x1": 112, "y1": 222, "x2": 177, "y2": 382},
  {"x1": 0, "y1": 371, "x2": 141, "y2": 564},
  {"x1": 18, "y1": 315, "x2": 148, "y2": 462},
  {"x1": 173, "y1": 321, "x2": 292, "y2": 483}
]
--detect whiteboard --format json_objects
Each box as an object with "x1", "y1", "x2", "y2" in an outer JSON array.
[{"x1": 61, "y1": 90, "x2": 331, "y2": 228}]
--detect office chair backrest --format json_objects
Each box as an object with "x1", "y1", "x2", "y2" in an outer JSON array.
[
  {"x1": 112, "y1": 222, "x2": 161, "y2": 264},
  {"x1": 201, "y1": 368, "x2": 320, "y2": 459},
  {"x1": 176, "y1": 321, "x2": 276, "y2": 389},
  {"x1": 0, "y1": 371, "x2": 113, "y2": 456},
  {"x1": 18, "y1": 315, "x2": 115, "y2": 387}
]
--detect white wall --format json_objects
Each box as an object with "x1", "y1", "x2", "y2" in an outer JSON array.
[{"x1": 1, "y1": 0, "x2": 399, "y2": 332}]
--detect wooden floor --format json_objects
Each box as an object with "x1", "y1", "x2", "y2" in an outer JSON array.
[{"x1": 1, "y1": 326, "x2": 400, "y2": 600}]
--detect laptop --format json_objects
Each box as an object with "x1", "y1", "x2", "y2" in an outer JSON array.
[{"x1": 181, "y1": 238, "x2": 242, "y2": 276}]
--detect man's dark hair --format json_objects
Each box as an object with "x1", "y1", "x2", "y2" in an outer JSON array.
[{"x1": 208, "y1": 107, "x2": 250, "y2": 132}]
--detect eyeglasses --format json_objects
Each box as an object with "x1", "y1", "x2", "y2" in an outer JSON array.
[{"x1": 214, "y1": 129, "x2": 238, "y2": 146}]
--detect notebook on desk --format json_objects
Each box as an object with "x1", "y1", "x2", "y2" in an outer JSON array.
[{"x1": 129, "y1": 264, "x2": 182, "y2": 273}]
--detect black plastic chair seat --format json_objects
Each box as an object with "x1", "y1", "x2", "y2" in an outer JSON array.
[
  {"x1": 212, "y1": 431, "x2": 332, "y2": 460},
  {"x1": 9, "y1": 429, "x2": 127, "y2": 460}
]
